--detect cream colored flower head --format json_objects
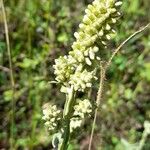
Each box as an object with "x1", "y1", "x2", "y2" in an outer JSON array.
[
  {"x1": 53, "y1": 0, "x2": 122, "y2": 93},
  {"x1": 42, "y1": 103, "x2": 61, "y2": 132}
]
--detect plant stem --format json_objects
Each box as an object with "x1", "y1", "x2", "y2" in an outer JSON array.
[
  {"x1": 58, "y1": 86, "x2": 76, "y2": 150},
  {"x1": 106, "y1": 23, "x2": 150, "y2": 69},
  {"x1": 88, "y1": 62, "x2": 106, "y2": 150},
  {"x1": 0, "y1": 0, "x2": 15, "y2": 149}
]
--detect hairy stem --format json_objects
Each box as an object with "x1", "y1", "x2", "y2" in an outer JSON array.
[
  {"x1": 58, "y1": 86, "x2": 76, "y2": 150},
  {"x1": 106, "y1": 23, "x2": 150, "y2": 69},
  {"x1": 88, "y1": 23, "x2": 150, "y2": 150},
  {"x1": 0, "y1": 0, "x2": 15, "y2": 149},
  {"x1": 88, "y1": 62, "x2": 106, "y2": 150}
]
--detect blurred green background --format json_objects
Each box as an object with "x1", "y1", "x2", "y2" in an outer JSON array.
[{"x1": 0, "y1": 0, "x2": 150, "y2": 149}]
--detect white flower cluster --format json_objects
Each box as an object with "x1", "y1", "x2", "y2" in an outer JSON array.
[
  {"x1": 53, "y1": 0, "x2": 122, "y2": 92},
  {"x1": 54, "y1": 56, "x2": 75, "y2": 83},
  {"x1": 70, "y1": 99, "x2": 92, "y2": 132},
  {"x1": 69, "y1": 67, "x2": 96, "y2": 92},
  {"x1": 74, "y1": 99, "x2": 92, "y2": 118},
  {"x1": 42, "y1": 103, "x2": 61, "y2": 131},
  {"x1": 72, "y1": 0, "x2": 122, "y2": 51}
]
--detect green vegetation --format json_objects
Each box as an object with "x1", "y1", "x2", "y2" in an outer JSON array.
[{"x1": 0, "y1": 0, "x2": 150, "y2": 149}]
